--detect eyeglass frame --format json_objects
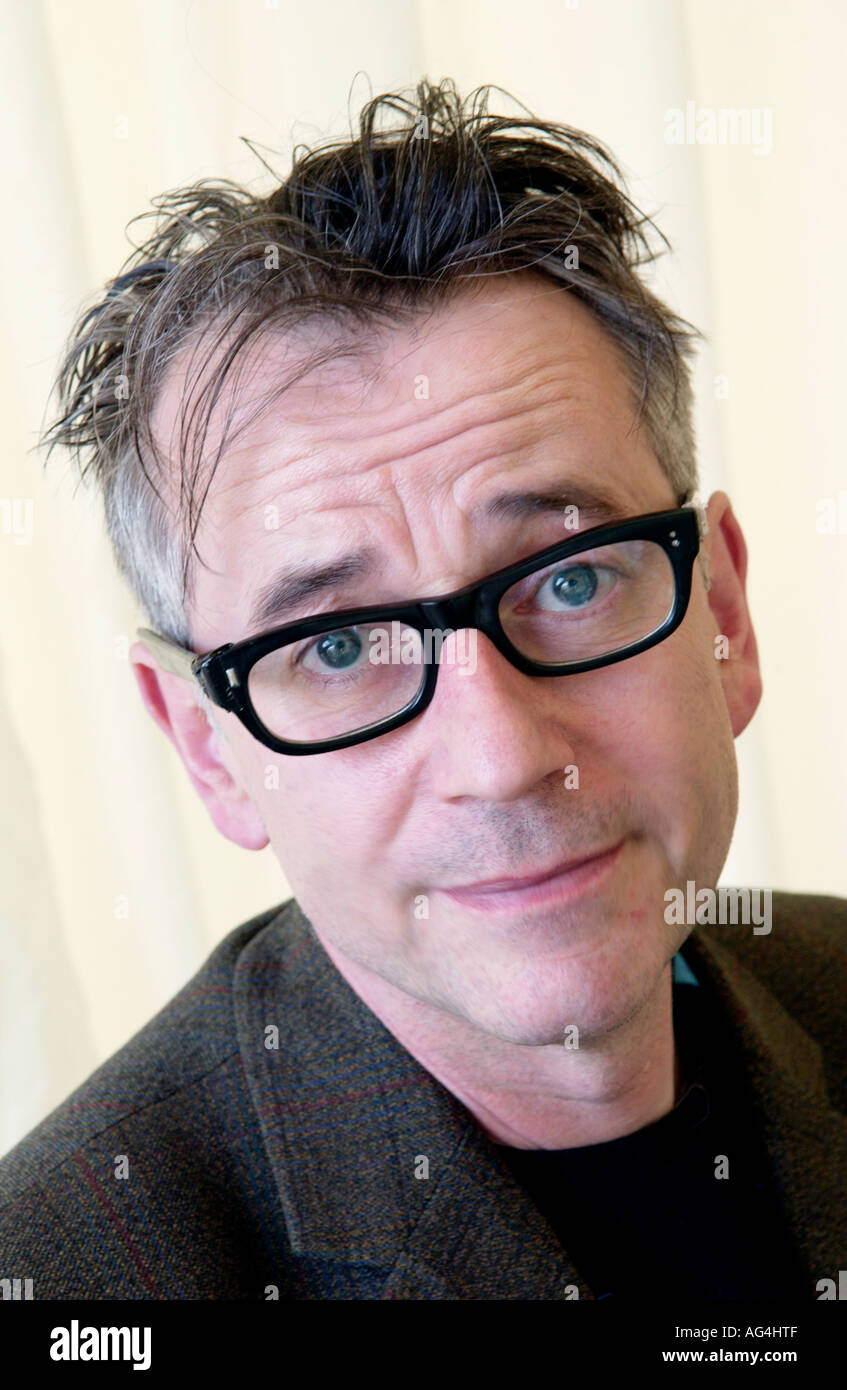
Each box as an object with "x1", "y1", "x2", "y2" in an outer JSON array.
[{"x1": 136, "y1": 501, "x2": 707, "y2": 756}]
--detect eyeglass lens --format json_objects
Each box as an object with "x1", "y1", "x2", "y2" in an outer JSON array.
[{"x1": 245, "y1": 537, "x2": 675, "y2": 746}]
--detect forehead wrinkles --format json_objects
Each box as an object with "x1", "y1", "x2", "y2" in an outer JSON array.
[
  {"x1": 199, "y1": 333, "x2": 628, "y2": 519},
  {"x1": 155, "y1": 264, "x2": 634, "y2": 438},
  {"x1": 152, "y1": 280, "x2": 646, "y2": 605},
  {"x1": 211, "y1": 378, "x2": 589, "y2": 521},
  {"x1": 151, "y1": 268, "x2": 637, "y2": 500},
  {"x1": 149, "y1": 313, "x2": 380, "y2": 497}
]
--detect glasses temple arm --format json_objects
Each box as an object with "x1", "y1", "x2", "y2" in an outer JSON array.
[{"x1": 135, "y1": 627, "x2": 198, "y2": 680}]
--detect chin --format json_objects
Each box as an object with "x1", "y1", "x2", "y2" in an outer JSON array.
[{"x1": 454, "y1": 945, "x2": 667, "y2": 1048}]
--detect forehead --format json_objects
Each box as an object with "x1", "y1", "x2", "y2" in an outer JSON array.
[
  {"x1": 150, "y1": 273, "x2": 667, "y2": 642},
  {"x1": 151, "y1": 272, "x2": 644, "y2": 487}
]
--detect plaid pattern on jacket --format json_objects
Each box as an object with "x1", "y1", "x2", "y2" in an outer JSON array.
[{"x1": 0, "y1": 891, "x2": 845, "y2": 1300}]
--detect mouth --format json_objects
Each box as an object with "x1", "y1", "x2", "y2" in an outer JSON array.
[{"x1": 440, "y1": 839, "x2": 627, "y2": 913}]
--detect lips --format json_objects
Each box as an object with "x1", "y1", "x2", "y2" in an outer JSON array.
[
  {"x1": 447, "y1": 843, "x2": 622, "y2": 894},
  {"x1": 440, "y1": 839, "x2": 626, "y2": 912}
]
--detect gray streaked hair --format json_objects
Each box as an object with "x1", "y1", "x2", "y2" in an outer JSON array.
[{"x1": 39, "y1": 77, "x2": 703, "y2": 650}]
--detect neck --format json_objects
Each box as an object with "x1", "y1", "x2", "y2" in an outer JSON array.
[{"x1": 313, "y1": 928, "x2": 679, "y2": 1150}]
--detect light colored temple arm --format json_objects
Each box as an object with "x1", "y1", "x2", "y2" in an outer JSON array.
[{"x1": 135, "y1": 627, "x2": 198, "y2": 680}]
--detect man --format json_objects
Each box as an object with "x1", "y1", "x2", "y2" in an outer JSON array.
[{"x1": 0, "y1": 78, "x2": 844, "y2": 1302}]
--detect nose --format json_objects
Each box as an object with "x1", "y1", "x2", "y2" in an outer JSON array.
[{"x1": 422, "y1": 628, "x2": 579, "y2": 802}]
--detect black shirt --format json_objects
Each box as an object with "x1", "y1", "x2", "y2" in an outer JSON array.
[{"x1": 496, "y1": 962, "x2": 809, "y2": 1299}]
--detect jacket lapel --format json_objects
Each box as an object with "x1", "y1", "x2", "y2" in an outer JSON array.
[
  {"x1": 234, "y1": 898, "x2": 845, "y2": 1298},
  {"x1": 682, "y1": 925, "x2": 847, "y2": 1291},
  {"x1": 232, "y1": 898, "x2": 593, "y2": 1297}
]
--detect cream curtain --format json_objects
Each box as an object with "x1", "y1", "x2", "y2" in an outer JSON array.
[{"x1": 1, "y1": 0, "x2": 843, "y2": 1151}]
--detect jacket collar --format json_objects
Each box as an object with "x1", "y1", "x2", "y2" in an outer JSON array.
[
  {"x1": 233, "y1": 898, "x2": 846, "y2": 1298},
  {"x1": 681, "y1": 924, "x2": 847, "y2": 1291}
]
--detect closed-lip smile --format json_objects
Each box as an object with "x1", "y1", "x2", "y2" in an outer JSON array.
[{"x1": 441, "y1": 839, "x2": 626, "y2": 912}]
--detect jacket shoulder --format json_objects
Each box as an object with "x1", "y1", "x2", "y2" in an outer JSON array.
[
  {"x1": 703, "y1": 889, "x2": 847, "y2": 975},
  {"x1": 693, "y1": 890, "x2": 847, "y2": 1099},
  {"x1": 0, "y1": 899, "x2": 294, "y2": 1297}
]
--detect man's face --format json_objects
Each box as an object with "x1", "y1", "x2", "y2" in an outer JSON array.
[{"x1": 135, "y1": 271, "x2": 755, "y2": 1047}]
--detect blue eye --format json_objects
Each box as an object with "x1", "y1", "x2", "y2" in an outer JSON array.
[
  {"x1": 550, "y1": 564, "x2": 598, "y2": 608},
  {"x1": 505, "y1": 560, "x2": 617, "y2": 620},
  {"x1": 308, "y1": 629, "x2": 363, "y2": 671}
]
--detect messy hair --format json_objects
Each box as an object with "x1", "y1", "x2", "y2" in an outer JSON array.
[{"x1": 39, "y1": 76, "x2": 702, "y2": 648}]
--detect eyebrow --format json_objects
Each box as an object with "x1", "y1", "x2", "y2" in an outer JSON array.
[
  {"x1": 246, "y1": 483, "x2": 629, "y2": 633},
  {"x1": 477, "y1": 483, "x2": 625, "y2": 526}
]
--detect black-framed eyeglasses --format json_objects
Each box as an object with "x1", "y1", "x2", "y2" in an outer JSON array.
[{"x1": 136, "y1": 503, "x2": 706, "y2": 756}]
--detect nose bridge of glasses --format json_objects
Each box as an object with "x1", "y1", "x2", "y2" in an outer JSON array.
[{"x1": 421, "y1": 586, "x2": 492, "y2": 639}]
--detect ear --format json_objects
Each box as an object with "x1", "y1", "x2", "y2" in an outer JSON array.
[
  {"x1": 700, "y1": 492, "x2": 763, "y2": 737},
  {"x1": 129, "y1": 641, "x2": 269, "y2": 850}
]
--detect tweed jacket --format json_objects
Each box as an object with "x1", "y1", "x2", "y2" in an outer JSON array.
[{"x1": 0, "y1": 891, "x2": 845, "y2": 1300}]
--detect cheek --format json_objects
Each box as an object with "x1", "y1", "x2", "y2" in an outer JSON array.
[
  {"x1": 256, "y1": 758, "x2": 414, "y2": 959},
  {"x1": 586, "y1": 636, "x2": 737, "y2": 874},
  {"x1": 252, "y1": 746, "x2": 406, "y2": 874}
]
